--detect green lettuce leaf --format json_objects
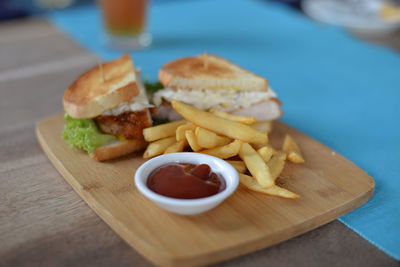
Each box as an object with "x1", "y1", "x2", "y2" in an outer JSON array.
[
  {"x1": 143, "y1": 80, "x2": 164, "y2": 94},
  {"x1": 152, "y1": 118, "x2": 170, "y2": 126},
  {"x1": 62, "y1": 113, "x2": 116, "y2": 154}
]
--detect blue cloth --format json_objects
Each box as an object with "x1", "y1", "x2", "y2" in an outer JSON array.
[{"x1": 47, "y1": 0, "x2": 400, "y2": 260}]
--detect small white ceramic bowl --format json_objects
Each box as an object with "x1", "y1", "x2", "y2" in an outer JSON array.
[{"x1": 134, "y1": 152, "x2": 239, "y2": 215}]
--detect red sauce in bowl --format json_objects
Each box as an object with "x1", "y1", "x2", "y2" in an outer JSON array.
[{"x1": 146, "y1": 163, "x2": 226, "y2": 199}]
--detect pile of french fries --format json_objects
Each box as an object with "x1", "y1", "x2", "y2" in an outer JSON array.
[{"x1": 142, "y1": 100, "x2": 305, "y2": 199}]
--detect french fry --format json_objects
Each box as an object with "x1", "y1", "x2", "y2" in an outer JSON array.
[
  {"x1": 239, "y1": 143, "x2": 274, "y2": 188},
  {"x1": 164, "y1": 139, "x2": 188, "y2": 154},
  {"x1": 257, "y1": 146, "x2": 276, "y2": 163},
  {"x1": 143, "y1": 137, "x2": 176, "y2": 159},
  {"x1": 239, "y1": 173, "x2": 299, "y2": 199},
  {"x1": 226, "y1": 160, "x2": 247, "y2": 173},
  {"x1": 282, "y1": 134, "x2": 305, "y2": 163},
  {"x1": 251, "y1": 121, "x2": 273, "y2": 133},
  {"x1": 251, "y1": 143, "x2": 267, "y2": 150},
  {"x1": 195, "y1": 127, "x2": 231, "y2": 149},
  {"x1": 143, "y1": 120, "x2": 186, "y2": 142},
  {"x1": 185, "y1": 130, "x2": 202, "y2": 152},
  {"x1": 201, "y1": 140, "x2": 242, "y2": 159},
  {"x1": 176, "y1": 124, "x2": 196, "y2": 141},
  {"x1": 250, "y1": 122, "x2": 274, "y2": 149},
  {"x1": 209, "y1": 108, "x2": 257, "y2": 124},
  {"x1": 171, "y1": 100, "x2": 268, "y2": 145},
  {"x1": 267, "y1": 151, "x2": 287, "y2": 181}
]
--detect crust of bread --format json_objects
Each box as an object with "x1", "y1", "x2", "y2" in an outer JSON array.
[
  {"x1": 63, "y1": 54, "x2": 139, "y2": 119},
  {"x1": 91, "y1": 139, "x2": 147, "y2": 161},
  {"x1": 159, "y1": 53, "x2": 268, "y2": 92}
]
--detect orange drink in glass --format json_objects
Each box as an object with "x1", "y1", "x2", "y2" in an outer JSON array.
[{"x1": 99, "y1": 0, "x2": 152, "y2": 50}]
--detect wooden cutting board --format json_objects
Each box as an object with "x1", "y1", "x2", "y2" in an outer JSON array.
[{"x1": 36, "y1": 114, "x2": 374, "y2": 267}]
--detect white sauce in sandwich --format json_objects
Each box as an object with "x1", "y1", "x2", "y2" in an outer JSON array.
[
  {"x1": 153, "y1": 87, "x2": 277, "y2": 111},
  {"x1": 102, "y1": 75, "x2": 154, "y2": 116}
]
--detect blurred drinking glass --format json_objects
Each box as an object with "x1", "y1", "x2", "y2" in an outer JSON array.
[{"x1": 99, "y1": 0, "x2": 152, "y2": 50}]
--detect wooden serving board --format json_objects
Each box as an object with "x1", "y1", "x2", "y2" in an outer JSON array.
[{"x1": 36, "y1": 114, "x2": 374, "y2": 267}]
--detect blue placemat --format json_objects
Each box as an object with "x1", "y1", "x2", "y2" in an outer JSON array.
[{"x1": 47, "y1": 0, "x2": 400, "y2": 260}]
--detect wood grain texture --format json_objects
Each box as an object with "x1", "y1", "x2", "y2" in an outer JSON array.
[{"x1": 36, "y1": 114, "x2": 374, "y2": 267}]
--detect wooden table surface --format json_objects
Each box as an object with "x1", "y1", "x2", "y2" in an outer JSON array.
[{"x1": 1, "y1": 18, "x2": 399, "y2": 267}]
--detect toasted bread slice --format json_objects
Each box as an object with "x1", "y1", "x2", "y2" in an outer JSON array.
[
  {"x1": 159, "y1": 53, "x2": 268, "y2": 92},
  {"x1": 91, "y1": 139, "x2": 147, "y2": 161},
  {"x1": 63, "y1": 54, "x2": 139, "y2": 119}
]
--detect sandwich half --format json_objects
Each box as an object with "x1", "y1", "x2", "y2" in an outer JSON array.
[
  {"x1": 151, "y1": 53, "x2": 282, "y2": 121},
  {"x1": 62, "y1": 54, "x2": 152, "y2": 161}
]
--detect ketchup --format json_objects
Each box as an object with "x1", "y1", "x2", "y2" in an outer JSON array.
[{"x1": 147, "y1": 163, "x2": 226, "y2": 199}]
